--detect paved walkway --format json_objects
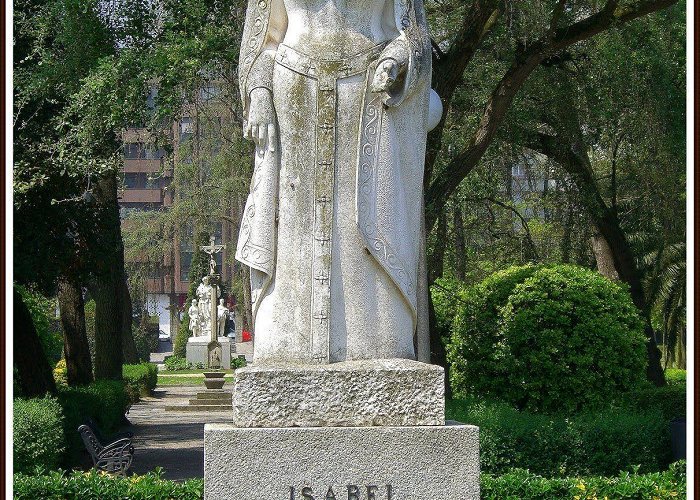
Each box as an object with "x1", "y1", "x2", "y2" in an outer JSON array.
[{"x1": 124, "y1": 384, "x2": 232, "y2": 480}]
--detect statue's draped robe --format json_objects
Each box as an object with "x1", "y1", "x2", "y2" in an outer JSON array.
[{"x1": 236, "y1": 0, "x2": 432, "y2": 363}]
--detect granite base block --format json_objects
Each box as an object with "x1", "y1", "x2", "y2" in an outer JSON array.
[
  {"x1": 232, "y1": 359, "x2": 445, "y2": 427},
  {"x1": 204, "y1": 422, "x2": 479, "y2": 500}
]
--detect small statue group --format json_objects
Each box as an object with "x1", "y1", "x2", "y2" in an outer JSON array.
[{"x1": 188, "y1": 276, "x2": 228, "y2": 338}]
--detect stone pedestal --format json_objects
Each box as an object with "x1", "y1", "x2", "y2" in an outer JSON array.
[
  {"x1": 204, "y1": 422, "x2": 480, "y2": 499},
  {"x1": 231, "y1": 359, "x2": 444, "y2": 427},
  {"x1": 186, "y1": 337, "x2": 234, "y2": 368}
]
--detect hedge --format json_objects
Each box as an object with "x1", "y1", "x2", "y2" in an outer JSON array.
[
  {"x1": 13, "y1": 397, "x2": 66, "y2": 475},
  {"x1": 14, "y1": 463, "x2": 684, "y2": 500},
  {"x1": 13, "y1": 469, "x2": 204, "y2": 500},
  {"x1": 446, "y1": 398, "x2": 672, "y2": 476},
  {"x1": 123, "y1": 362, "x2": 158, "y2": 400},
  {"x1": 482, "y1": 461, "x2": 686, "y2": 499},
  {"x1": 447, "y1": 265, "x2": 648, "y2": 414},
  {"x1": 57, "y1": 381, "x2": 129, "y2": 467}
]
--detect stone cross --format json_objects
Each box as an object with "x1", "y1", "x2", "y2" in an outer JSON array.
[{"x1": 200, "y1": 235, "x2": 225, "y2": 277}]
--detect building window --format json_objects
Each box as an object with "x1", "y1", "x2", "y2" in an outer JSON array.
[{"x1": 124, "y1": 143, "x2": 140, "y2": 159}]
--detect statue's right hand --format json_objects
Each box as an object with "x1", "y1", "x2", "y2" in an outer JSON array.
[{"x1": 245, "y1": 87, "x2": 278, "y2": 153}]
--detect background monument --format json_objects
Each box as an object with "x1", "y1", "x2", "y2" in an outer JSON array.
[{"x1": 205, "y1": 0, "x2": 479, "y2": 496}]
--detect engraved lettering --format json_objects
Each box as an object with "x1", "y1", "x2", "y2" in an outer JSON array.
[
  {"x1": 366, "y1": 485, "x2": 379, "y2": 499},
  {"x1": 301, "y1": 486, "x2": 315, "y2": 500},
  {"x1": 324, "y1": 486, "x2": 337, "y2": 500},
  {"x1": 289, "y1": 486, "x2": 295, "y2": 499},
  {"x1": 346, "y1": 485, "x2": 360, "y2": 500},
  {"x1": 387, "y1": 485, "x2": 393, "y2": 499}
]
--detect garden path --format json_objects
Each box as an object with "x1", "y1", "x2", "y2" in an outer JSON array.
[{"x1": 123, "y1": 384, "x2": 232, "y2": 480}]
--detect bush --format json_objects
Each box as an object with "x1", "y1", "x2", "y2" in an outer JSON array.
[
  {"x1": 15, "y1": 284, "x2": 63, "y2": 368},
  {"x1": 53, "y1": 359, "x2": 68, "y2": 387},
  {"x1": 14, "y1": 468, "x2": 204, "y2": 499},
  {"x1": 164, "y1": 355, "x2": 191, "y2": 371},
  {"x1": 665, "y1": 368, "x2": 686, "y2": 385},
  {"x1": 57, "y1": 381, "x2": 129, "y2": 467},
  {"x1": 231, "y1": 356, "x2": 247, "y2": 369},
  {"x1": 482, "y1": 461, "x2": 685, "y2": 500},
  {"x1": 13, "y1": 397, "x2": 66, "y2": 474},
  {"x1": 446, "y1": 264, "x2": 542, "y2": 402},
  {"x1": 448, "y1": 265, "x2": 648, "y2": 413},
  {"x1": 132, "y1": 324, "x2": 159, "y2": 362},
  {"x1": 123, "y1": 362, "x2": 158, "y2": 399},
  {"x1": 616, "y1": 383, "x2": 686, "y2": 421},
  {"x1": 174, "y1": 312, "x2": 192, "y2": 358},
  {"x1": 12, "y1": 463, "x2": 685, "y2": 500},
  {"x1": 447, "y1": 398, "x2": 672, "y2": 476}
]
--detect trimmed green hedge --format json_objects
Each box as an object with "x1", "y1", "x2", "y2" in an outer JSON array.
[
  {"x1": 665, "y1": 368, "x2": 686, "y2": 386},
  {"x1": 123, "y1": 362, "x2": 158, "y2": 400},
  {"x1": 14, "y1": 463, "x2": 685, "y2": 499},
  {"x1": 13, "y1": 469, "x2": 204, "y2": 499},
  {"x1": 447, "y1": 265, "x2": 648, "y2": 414},
  {"x1": 13, "y1": 397, "x2": 66, "y2": 474},
  {"x1": 482, "y1": 461, "x2": 686, "y2": 499},
  {"x1": 615, "y1": 383, "x2": 686, "y2": 421},
  {"x1": 446, "y1": 398, "x2": 672, "y2": 476},
  {"x1": 57, "y1": 381, "x2": 129, "y2": 467}
]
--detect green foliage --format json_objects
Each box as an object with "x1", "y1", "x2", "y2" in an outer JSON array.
[
  {"x1": 13, "y1": 468, "x2": 204, "y2": 499},
  {"x1": 481, "y1": 461, "x2": 686, "y2": 500},
  {"x1": 122, "y1": 363, "x2": 158, "y2": 399},
  {"x1": 13, "y1": 397, "x2": 66, "y2": 474},
  {"x1": 14, "y1": 284, "x2": 63, "y2": 368},
  {"x1": 615, "y1": 383, "x2": 686, "y2": 422},
  {"x1": 665, "y1": 368, "x2": 686, "y2": 385},
  {"x1": 231, "y1": 357, "x2": 247, "y2": 369},
  {"x1": 12, "y1": 463, "x2": 685, "y2": 500},
  {"x1": 57, "y1": 381, "x2": 128, "y2": 467},
  {"x1": 164, "y1": 355, "x2": 191, "y2": 371},
  {"x1": 53, "y1": 359, "x2": 68, "y2": 387},
  {"x1": 445, "y1": 264, "x2": 542, "y2": 401},
  {"x1": 174, "y1": 313, "x2": 192, "y2": 358},
  {"x1": 132, "y1": 323, "x2": 158, "y2": 362},
  {"x1": 446, "y1": 398, "x2": 672, "y2": 477},
  {"x1": 448, "y1": 265, "x2": 648, "y2": 413}
]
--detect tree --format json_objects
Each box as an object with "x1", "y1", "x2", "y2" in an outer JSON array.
[
  {"x1": 13, "y1": 288, "x2": 58, "y2": 397},
  {"x1": 422, "y1": 0, "x2": 681, "y2": 379}
]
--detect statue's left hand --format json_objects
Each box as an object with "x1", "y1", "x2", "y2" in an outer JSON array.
[{"x1": 371, "y1": 58, "x2": 401, "y2": 93}]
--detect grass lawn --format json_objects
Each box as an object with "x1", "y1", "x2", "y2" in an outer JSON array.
[{"x1": 157, "y1": 373, "x2": 235, "y2": 386}]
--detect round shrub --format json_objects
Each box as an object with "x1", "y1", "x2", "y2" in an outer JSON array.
[
  {"x1": 448, "y1": 265, "x2": 648, "y2": 413},
  {"x1": 13, "y1": 396, "x2": 66, "y2": 474},
  {"x1": 447, "y1": 264, "x2": 542, "y2": 400}
]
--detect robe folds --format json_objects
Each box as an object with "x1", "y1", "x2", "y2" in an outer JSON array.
[{"x1": 235, "y1": 0, "x2": 432, "y2": 364}]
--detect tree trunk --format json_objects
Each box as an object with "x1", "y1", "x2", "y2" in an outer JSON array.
[
  {"x1": 57, "y1": 275, "x2": 93, "y2": 385},
  {"x1": 590, "y1": 230, "x2": 619, "y2": 280},
  {"x1": 14, "y1": 288, "x2": 57, "y2": 397},
  {"x1": 529, "y1": 130, "x2": 666, "y2": 386},
  {"x1": 120, "y1": 277, "x2": 139, "y2": 364},
  {"x1": 90, "y1": 174, "x2": 124, "y2": 380}
]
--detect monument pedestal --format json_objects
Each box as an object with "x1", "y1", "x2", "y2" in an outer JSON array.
[
  {"x1": 186, "y1": 337, "x2": 234, "y2": 368},
  {"x1": 204, "y1": 422, "x2": 479, "y2": 499}
]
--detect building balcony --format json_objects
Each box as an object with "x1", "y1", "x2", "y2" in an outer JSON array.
[
  {"x1": 119, "y1": 188, "x2": 163, "y2": 204},
  {"x1": 123, "y1": 158, "x2": 165, "y2": 173}
]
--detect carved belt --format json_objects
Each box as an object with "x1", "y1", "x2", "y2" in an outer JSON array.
[{"x1": 274, "y1": 43, "x2": 386, "y2": 363}]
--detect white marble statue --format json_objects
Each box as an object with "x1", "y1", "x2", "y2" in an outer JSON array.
[
  {"x1": 196, "y1": 276, "x2": 220, "y2": 337},
  {"x1": 217, "y1": 299, "x2": 228, "y2": 338},
  {"x1": 188, "y1": 299, "x2": 201, "y2": 337},
  {"x1": 235, "y1": 0, "x2": 438, "y2": 364}
]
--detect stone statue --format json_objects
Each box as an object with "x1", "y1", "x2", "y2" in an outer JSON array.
[
  {"x1": 188, "y1": 299, "x2": 201, "y2": 337},
  {"x1": 217, "y1": 299, "x2": 228, "y2": 338},
  {"x1": 235, "y1": 0, "x2": 439, "y2": 364},
  {"x1": 196, "y1": 276, "x2": 220, "y2": 337}
]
